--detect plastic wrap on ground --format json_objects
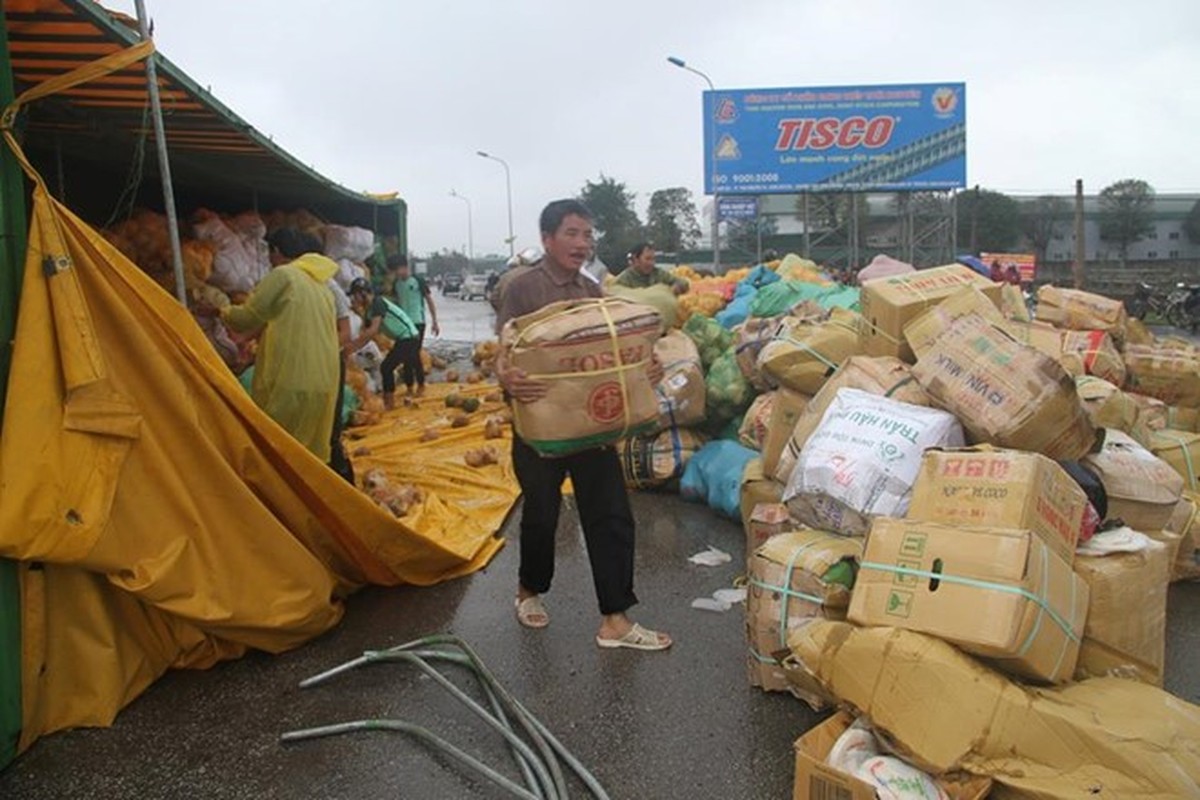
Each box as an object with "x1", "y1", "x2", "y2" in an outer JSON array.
[{"x1": 0, "y1": 167, "x2": 504, "y2": 750}]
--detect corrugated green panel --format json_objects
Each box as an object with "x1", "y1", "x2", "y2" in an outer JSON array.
[{"x1": 0, "y1": 7, "x2": 28, "y2": 771}]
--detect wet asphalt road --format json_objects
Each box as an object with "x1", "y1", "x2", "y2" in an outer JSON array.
[{"x1": 2, "y1": 296, "x2": 1198, "y2": 799}]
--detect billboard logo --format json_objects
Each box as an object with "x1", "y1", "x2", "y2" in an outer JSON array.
[
  {"x1": 774, "y1": 116, "x2": 895, "y2": 151},
  {"x1": 715, "y1": 134, "x2": 741, "y2": 160},
  {"x1": 932, "y1": 87, "x2": 959, "y2": 117},
  {"x1": 715, "y1": 97, "x2": 738, "y2": 123}
]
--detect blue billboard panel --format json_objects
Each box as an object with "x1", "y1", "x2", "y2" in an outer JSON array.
[{"x1": 701, "y1": 83, "x2": 966, "y2": 194}]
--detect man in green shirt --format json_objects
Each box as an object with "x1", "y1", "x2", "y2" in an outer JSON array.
[
  {"x1": 613, "y1": 243, "x2": 688, "y2": 295},
  {"x1": 388, "y1": 255, "x2": 439, "y2": 397}
]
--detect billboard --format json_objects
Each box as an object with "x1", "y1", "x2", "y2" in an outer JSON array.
[{"x1": 701, "y1": 83, "x2": 966, "y2": 195}]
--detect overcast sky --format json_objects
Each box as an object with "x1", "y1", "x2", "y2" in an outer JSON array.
[{"x1": 109, "y1": 0, "x2": 1199, "y2": 257}]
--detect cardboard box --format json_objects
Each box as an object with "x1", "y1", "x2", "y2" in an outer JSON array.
[
  {"x1": 1149, "y1": 429, "x2": 1200, "y2": 492},
  {"x1": 1128, "y1": 390, "x2": 1169, "y2": 431},
  {"x1": 746, "y1": 529, "x2": 860, "y2": 707},
  {"x1": 793, "y1": 711, "x2": 991, "y2": 800},
  {"x1": 911, "y1": 312, "x2": 1097, "y2": 460},
  {"x1": 773, "y1": 356, "x2": 931, "y2": 483},
  {"x1": 859, "y1": 264, "x2": 1002, "y2": 363},
  {"x1": 1075, "y1": 376, "x2": 1152, "y2": 447},
  {"x1": 1124, "y1": 344, "x2": 1200, "y2": 408},
  {"x1": 1000, "y1": 318, "x2": 1065, "y2": 360},
  {"x1": 652, "y1": 330, "x2": 706, "y2": 430},
  {"x1": 1082, "y1": 430, "x2": 1184, "y2": 532},
  {"x1": 1059, "y1": 329, "x2": 1127, "y2": 386},
  {"x1": 619, "y1": 427, "x2": 706, "y2": 490},
  {"x1": 745, "y1": 502, "x2": 793, "y2": 554},
  {"x1": 1074, "y1": 535, "x2": 1170, "y2": 686},
  {"x1": 908, "y1": 447, "x2": 1089, "y2": 564},
  {"x1": 757, "y1": 308, "x2": 862, "y2": 394},
  {"x1": 1035, "y1": 285, "x2": 1129, "y2": 339},
  {"x1": 761, "y1": 387, "x2": 810, "y2": 478},
  {"x1": 737, "y1": 391, "x2": 776, "y2": 451},
  {"x1": 502, "y1": 298, "x2": 663, "y2": 455},
  {"x1": 903, "y1": 285, "x2": 1006, "y2": 360},
  {"x1": 739, "y1": 458, "x2": 785, "y2": 533},
  {"x1": 788, "y1": 621, "x2": 1200, "y2": 797},
  {"x1": 1000, "y1": 281, "x2": 1031, "y2": 321},
  {"x1": 849, "y1": 518, "x2": 1088, "y2": 683},
  {"x1": 1165, "y1": 492, "x2": 1200, "y2": 581},
  {"x1": 734, "y1": 315, "x2": 788, "y2": 391}
]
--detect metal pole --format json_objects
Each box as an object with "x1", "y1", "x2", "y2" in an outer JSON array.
[
  {"x1": 803, "y1": 191, "x2": 811, "y2": 259},
  {"x1": 1073, "y1": 178, "x2": 1085, "y2": 289},
  {"x1": 450, "y1": 190, "x2": 474, "y2": 263},
  {"x1": 667, "y1": 57, "x2": 719, "y2": 273},
  {"x1": 133, "y1": 0, "x2": 187, "y2": 306},
  {"x1": 755, "y1": 196, "x2": 762, "y2": 265},
  {"x1": 477, "y1": 152, "x2": 514, "y2": 257}
]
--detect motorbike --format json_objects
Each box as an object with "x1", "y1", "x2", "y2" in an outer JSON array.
[
  {"x1": 1166, "y1": 283, "x2": 1200, "y2": 332},
  {"x1": 1127, "y1": 282, "x2": 1170, "y2": 321}
]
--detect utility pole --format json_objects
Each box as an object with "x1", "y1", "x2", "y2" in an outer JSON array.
[
  {"x1": 968, "y1": 184, "x2": 980, "y2": 254},
  {"x1": 1073, "y1": 179, "x2": 1085, "y2": 289}
]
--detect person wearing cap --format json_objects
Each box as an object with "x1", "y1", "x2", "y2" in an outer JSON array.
[
  {"x1": 212, "y1": 228, "x2": 341, "y2": 462},
  {"x1": 613, "y1": 243, "x2": 688, "y2": 295}
]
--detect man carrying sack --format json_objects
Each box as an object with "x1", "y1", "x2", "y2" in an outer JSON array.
[{"x1": 495, "y1": 199, "x2": 672, "y2": 652}]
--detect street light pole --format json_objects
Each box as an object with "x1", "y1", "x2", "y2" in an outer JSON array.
[
  {"x1": 668, "y1": 55, "x2": 720, "y2": 273},
  {"x1": 476, "y1": 150, "x2": 514, "y2": 257},
  {"x1": 449, "y1": 189, "x2": 474, "y2": 264}
]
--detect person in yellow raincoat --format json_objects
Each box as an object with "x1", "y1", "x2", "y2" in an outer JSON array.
[{"x1": 217, "y1": 228, "x2": 341, "y2": 461}]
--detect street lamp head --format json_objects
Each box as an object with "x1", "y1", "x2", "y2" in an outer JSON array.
[
  {"x1": 667, "y1": 56, "x2": 686, "y2": 68},
  {"x1": 476, "y1": 150, "x2": 489, "y2": 158}
]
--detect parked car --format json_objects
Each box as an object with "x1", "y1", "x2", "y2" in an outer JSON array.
[
  {"x1": 441, "y1": 273, "x2": 463, "y2": 296},
  {"x1": 463, "y1": 273, "x2": 490, "y2": 301}
]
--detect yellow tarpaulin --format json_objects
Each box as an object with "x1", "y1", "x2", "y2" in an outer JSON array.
[{"x1": 0, "y1": 42, "x2": 505, "y2": 751}]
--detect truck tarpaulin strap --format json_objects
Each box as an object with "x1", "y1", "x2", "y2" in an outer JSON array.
[{"x1": 0, "y1": 42, "x2": 502, "y2": 754}]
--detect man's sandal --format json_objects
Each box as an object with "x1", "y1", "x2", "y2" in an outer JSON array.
[
  {"x1": 515, "y1": 596, "x2": 549, "y2": 629},
  {"x1": 595, "y1": 623, "x2": 672, "y2": 651}
]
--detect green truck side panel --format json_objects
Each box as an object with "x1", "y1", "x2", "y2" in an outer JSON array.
[{"x1": 0, "y1": 6, "x2": 26, "y2": 771}]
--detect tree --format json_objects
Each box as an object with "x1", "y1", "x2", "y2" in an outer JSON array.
[
  {"x1": 645, "y1": 187, "x2": 701, "y2": 253},
  {"x1": 578, "y1": 174, "x2": 643, "y2": 271},
  {"x1": 953, "y1": 188, "x2": 1021, "y2": 252},
  {"x1": 1020, "y1": 195, "x2": 1070, "y2": 266},
  {"x1": 1098, "y1": 179, "x2": 1155, "y2": 267},
  {"x1": 725, "y1": 214, "x2": 778, "y2": 261},
  {"x1": 425, "y1": 249, "x2": 469, "y2": 277},
  {"x1": 1184, "y1": 198, "x2": 1200, "y2": 245}
]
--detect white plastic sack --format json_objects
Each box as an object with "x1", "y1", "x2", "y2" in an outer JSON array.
[
  {"x1": 323, "y1": 224, "x2": 375, "y2": 262},
  {"x1": 335, "y1": 257, "x2": 364, "y2": 290},
  {"x1": 783, "y1": 387, "x2": 964, "y2": 535},
  {"x1": 192, "y1": 212, "x2": 258, "y2": 294},
  {"x1": 227, "y1": 211, "x2": 270, "y2": 285}
]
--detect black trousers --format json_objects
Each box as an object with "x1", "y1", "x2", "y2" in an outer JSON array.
[
  {"x1": 328, "y1": 356, "x2": 355, "y2": 484},
  {"x1": 511, "y1": 436, "x2": 638, "y2": 615},
  {"x1": 381, "y1": 336, "x2": 420, "y2": 394},
  {"x1": 402, "y1": 323, "x2": 427, "y2": 389}
]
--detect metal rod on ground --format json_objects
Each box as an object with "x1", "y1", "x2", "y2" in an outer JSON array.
[
  {"x1": 291, "y1": 635, "x2": 610, "y2": 800},
  {"x1": 281, "y1": 720, "x2": 541, "y2": 800},
  {"x1": 133, "y1": 0, "x2": 187, "y2": 306}
]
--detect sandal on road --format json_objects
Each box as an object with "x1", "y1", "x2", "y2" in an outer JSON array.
[
  {"x1": 596, "y1": 623, "x2": 672, "y2": 651},
  {"x1": 515, "y1": 596, "x2": 549, "y2": 629}
]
